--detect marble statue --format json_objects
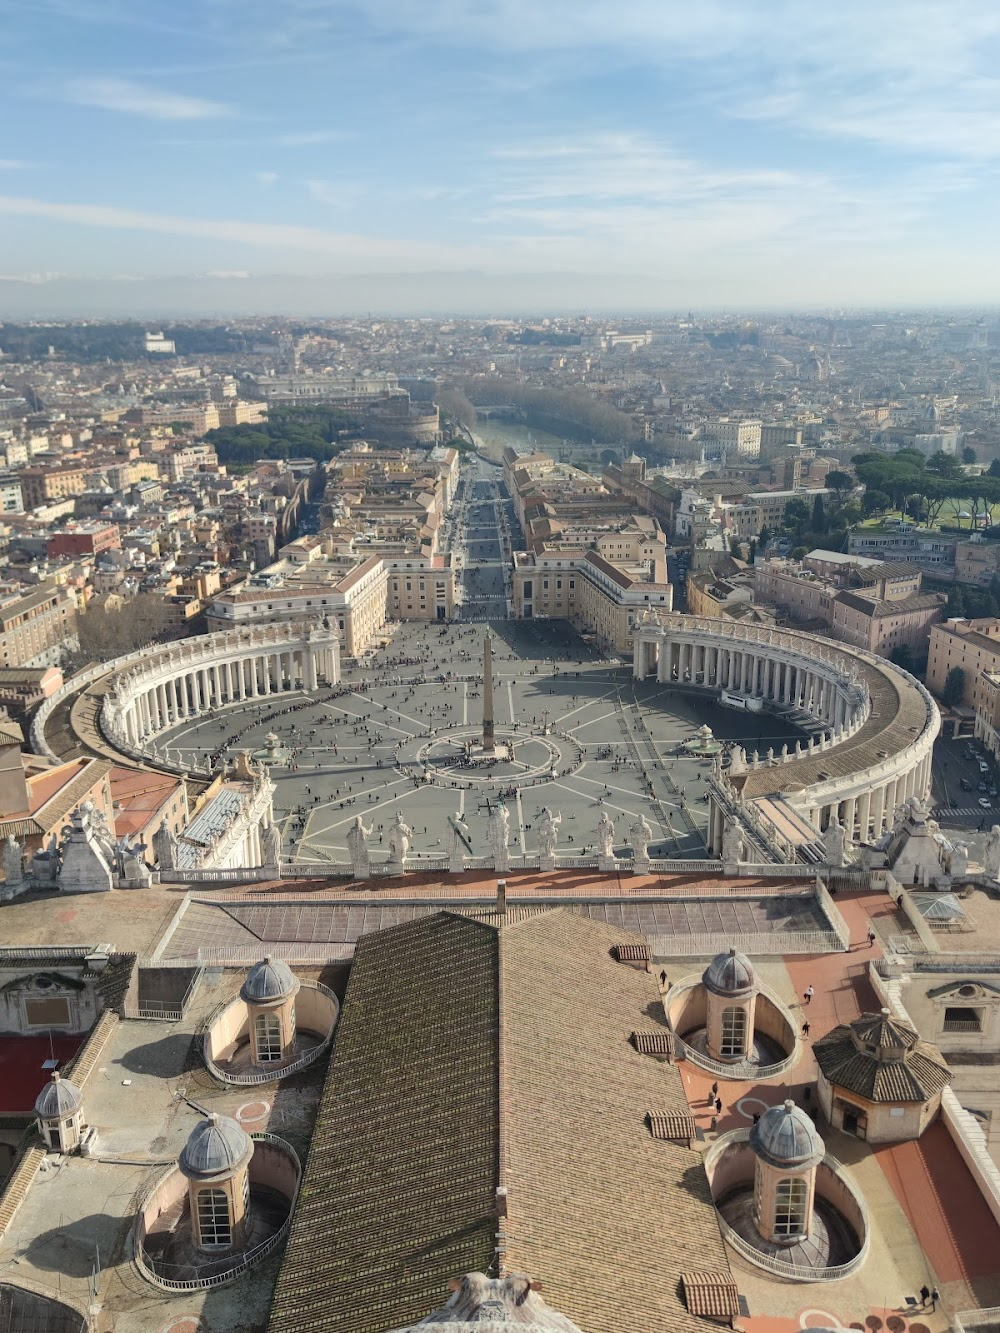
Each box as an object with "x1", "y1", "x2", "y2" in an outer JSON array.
[
  {"x1": 538, "y1": 808, "x2": 561, "y2": 860},
  {"x1": 262, "y1": 821, "x2": 282, "y2": 867},
  {"x1": 449, "y1": 812, "x2": 472, "y2": 859},
  {"x1": 347, "y1": 815, "x2": 373, "y2": 878},
  {"x1": 118, "y1": 837, "x2": 152, "y2": 888},
  {"x1": 152, "y1": 823, "x2": 179, "y2": 870},
  {"x1": 3, "y1": 833, "x2": 23, "y2": 888},
  {"x1": 490, "y1": 803, "x2": 511, "y2": 872},
  {"x1": 389, "y1": 813, "x2": 412, "y2": 865},
  {"x1": 985, "y1": 826, "x2": 1000, "y2": 881},
  {"x1": 722, "y1": 817, "x2": 745, "y2": 865},
  {"x1": 728, "y1": 746, "x2": 747, "y2": 776},
  {"x1": 824, "y1": 814, "x2": 848, "y2": 868},
  {"x1": 949, "y1": 840, "x2": 969, "y2": 879},
  {"x1": 596, "y1": 810, "x2": 615, "y2": 859},
  {"x1": 630, "y1": 814, "x2": 653, "y2": 866}
]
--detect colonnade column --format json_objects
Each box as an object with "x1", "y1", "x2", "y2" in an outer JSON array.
[
  {"x1": 858, "y1": 789, "x2": 872, "y2": 844},
  {"x1": 871, "y1": 784, "x2": 886, "y2": 838}
]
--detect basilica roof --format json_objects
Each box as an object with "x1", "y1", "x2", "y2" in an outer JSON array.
[{"x1": 813, "y1": 1009, "x2": 952, "y2": 1103}]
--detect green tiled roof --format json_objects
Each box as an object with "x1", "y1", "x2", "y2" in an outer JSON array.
[{"x1": 268, "y1": 913, "x2": 500, "y2": 1333}]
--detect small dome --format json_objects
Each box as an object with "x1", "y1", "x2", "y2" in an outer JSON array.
[
  {"x1": 34, "y1": 1071, "x2": 82, "y2": 1120},
  {"x1": 179, "y1": 1113, "x2": 253, "y2": 1180},
  {"x1": 240, "y1": 955, "x2": 299, "y2": 1005},
  {"x1": 703, "y1": 948, "x2": 756, "y2": 997},
  {"x1": 750, "y1": 1099, "x2": 824, "y2": 1169}
]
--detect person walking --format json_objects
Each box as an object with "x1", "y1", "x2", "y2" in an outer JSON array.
[
  {"x1": 804, "y1": 985, "x2": 814, "y2": 1005},
  {"x1": 801, "y1": 1021, "x2": 811, "y2": 1038},
  {"x1": 714, "y1": 1096, "x2": 722, "y2": 1115},
  {"x1": 919, "y1": 1284, "x2": 930, "y2": 1307},
  {"x1": 867, "y1": 925, "x2": 876, "y2": 948}
]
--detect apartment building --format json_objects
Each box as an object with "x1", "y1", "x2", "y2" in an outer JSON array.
[
  {"x1": 0, "y1": 582, "x2": 78, "y2": 669},
  {"x1": 204, "y1": 546, "x2": 455, "y2": 656},
  {"x1": 754, "y1": 552, "x2": 945, "y2": 658},
  {"x1": 706, "y1": 418, "x2": 761, "y2": 458},
  {"x1": 18, "y1": 465, "x2": 87, "y2": 509},
  {"x1": 511, "y1": 547, "x2": 673, "y2": 655},
  {"x1": 46, "y1": 522, "x2": 121, "y2": 559},
  {"x1": 927, "y1": 618, "x2": 1000, "y2": 708},
  {"x1": 0, "y1": 474, "x2": 23, "y2": 513},
  {"x1": 848, "y1": 525, "x2": 957, "y2": 576},
  {"x1": 746, "y1": 487, "x2": 836, "y2": 531}
]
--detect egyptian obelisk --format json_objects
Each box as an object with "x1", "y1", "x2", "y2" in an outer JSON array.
[{"x1": 482, "y1": 633, "x2": 495, "y2": 752}]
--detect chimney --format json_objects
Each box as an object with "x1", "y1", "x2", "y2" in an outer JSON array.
[{"x1": 496, "y1": 879, "x2": 507, "y2": 914}]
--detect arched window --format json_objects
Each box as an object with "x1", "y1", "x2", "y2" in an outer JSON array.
[
  {"x1": 720, "y1": 1005, "x2": 748, "y2": 1058},
  {"x1": 774, "y1": 1177, "x2": 808, "y2": 1237},
  {"x1": 254, "y1": 1012, "x2": 283, "y2": 1063},
  {"x1": 197, "y1": 1187, "x2": 232, "y2": 1248}
]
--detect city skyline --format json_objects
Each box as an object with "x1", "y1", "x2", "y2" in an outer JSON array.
[{"x1": 2, "y1": 0, "x2": 1000, "y2": 313}]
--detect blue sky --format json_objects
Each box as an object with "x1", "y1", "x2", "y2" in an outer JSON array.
[{"x1": 1, "y1": 0, "x2": 1000, "y2": 311}]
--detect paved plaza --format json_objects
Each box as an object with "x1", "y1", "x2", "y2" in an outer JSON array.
[{"x1": 155, "y1": 616, "x2": 808, "y2": 868}]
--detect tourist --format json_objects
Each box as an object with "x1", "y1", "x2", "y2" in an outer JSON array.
[{"x1": 803, "y1": 985, "x2": 814, "y2": 1005}]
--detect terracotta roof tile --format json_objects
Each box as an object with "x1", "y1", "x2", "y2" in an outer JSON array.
[{"x1": 680, "y1": 1271, "x2": 741, "y2": 1320}]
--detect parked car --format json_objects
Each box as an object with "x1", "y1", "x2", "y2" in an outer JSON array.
[
  {"x1": 961, "y1": 778, "x2": 973, "y2": 790},
  {"x1": 980, "y1": 798, "x2": 993, "y2": 809}
]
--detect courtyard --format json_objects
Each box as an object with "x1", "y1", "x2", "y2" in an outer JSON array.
[{"x1": 155, "y1": 616, "x2": 808, "y2": 868}]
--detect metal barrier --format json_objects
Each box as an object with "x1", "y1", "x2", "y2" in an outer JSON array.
[
  {"x1": 954, "y1": 1307, "x2": 1000, "y2": 1333},
  {"x1": 666, "y1": 975, "x2": 799, "y2": 1080},
  {"x1": 201, "y1": 982, "x2": 338, "y2": 1087},
  {"x1": 133, "y1": 1133, "x2": 300, "y2": 1292},
  {"x1": 704, "y1": 1128, "x2": 870, "y2": 1282}
]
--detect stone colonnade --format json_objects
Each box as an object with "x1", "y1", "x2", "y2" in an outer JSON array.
[
  {"x1": 636, "y1": 632, "x2": 859, "y2": 732},
  {"x1": 102, "y1": 621, "x2": 341, "y2": 751},
  {"x1": 634, "y1": 613, "x2": 938, "y2": 848}
]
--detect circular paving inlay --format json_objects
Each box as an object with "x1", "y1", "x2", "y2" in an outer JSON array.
[
  {"x1": 236, "y1": 1100, "x2": 271, "y2": 1123},
  {"x1": 399, "y1": 725, "x2": 580, "y2": 791}
]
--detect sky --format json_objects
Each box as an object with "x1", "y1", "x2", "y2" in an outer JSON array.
[{"x1": 1, "y1": 0, "x2": 1000, "y2": 314}]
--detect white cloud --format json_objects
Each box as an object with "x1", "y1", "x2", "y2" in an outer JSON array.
[
  {"x1": 336, "y1": 0, "x2": 1000, "y2": 160},
  {"x1": 0, "y1": 159, "x2": 34, "y2": 170},
  {"x1": 66, "y1": 78, "x2": 236, "y2": 120},
  {"x1": 0, "y1": 193, "x2": 480, "y2": 267},
  {"x1": 256, "y1": 171, "x2": 279, "y2": 186},
  {"x1": 305, "y1": 179, "x2": 365, "y2": 209},
  {"x1": 271, "y1": 129, "x2": 347, "y2": 146}
]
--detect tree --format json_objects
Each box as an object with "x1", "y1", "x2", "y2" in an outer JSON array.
[
  {"x1": 811, "y1": 494, "x2": 828, "y2": 534},
  {"x1": 989, "y1": 459, "x2": 1000, "y2": 479},
  {"x1": 783, "y1": 498, "x2": 811, "y2": 537},
  {"x1": 941, "y1": 666, "x2": 967, "y2": 708},
  {"x1": 791, "y1": 545, "x2": 809, "y2": 560},
  {"x1": 862, "y1": 488, "x2": 891, "y2": 516},
  {"x1": 825, "y1": 470, "x2": 853, "y2": 501},
  {"x1": 889, "y1": 644, "x2": 915, "y2": 673},
  {"x1": 70, "y1": 593, "x2": 178, "y2": 669},
  {"x1": 758, "y1": 524, "x2": 772, "y2": 552},
  {"x1": 925, "y1": 450, "x2": 965, "y2": 479},
  {"x1": 963, "y1": 446, "x2": 978, "y2": 465},
  {"x1": 748, "y1": 539, "x2": 758, "y2": 564}
]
